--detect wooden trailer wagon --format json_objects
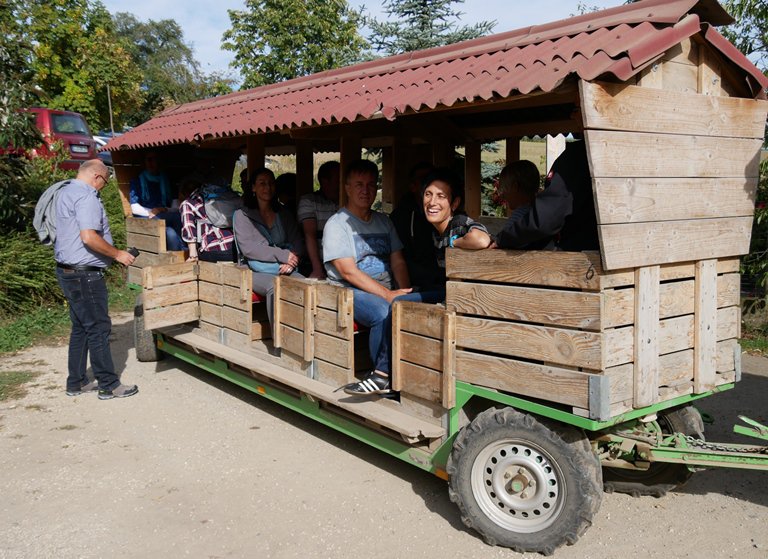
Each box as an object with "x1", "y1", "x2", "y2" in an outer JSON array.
[{"x1": 105, "y1": 0, "x2": 768, "y2": 553}]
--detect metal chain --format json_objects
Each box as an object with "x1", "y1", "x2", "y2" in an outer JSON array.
[{"x1": 684, "y1": 435, "x2": 768, "y2": 455}]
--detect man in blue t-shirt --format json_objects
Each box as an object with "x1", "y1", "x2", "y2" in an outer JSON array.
[{"x1": 324, "y1": 160, "x2": 435, "y2": 396}]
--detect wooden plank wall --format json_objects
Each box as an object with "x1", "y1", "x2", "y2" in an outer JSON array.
[
  {"x1": 313, "y1": 283, "x2": 356, "y2": 387},
  {"x1": 142, "y1": 262, "x2": 199, "y2": 330},
  {"x1": 126, "y1": 217, "x2": 184, "y2": 284},
  {"x1": 580, "y1": 39, "x2": 767, "y2": 271}
]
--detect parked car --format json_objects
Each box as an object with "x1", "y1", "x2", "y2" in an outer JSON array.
[
  {"x1": 27, "y1": 108, "x2": 97, "y2": 170},
  {"x1": 93, "y1": 135, "x2": 113, "y2": 169}
]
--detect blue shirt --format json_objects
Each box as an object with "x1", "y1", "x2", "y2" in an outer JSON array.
[
  {"x1": 323, "y1": 208, "x2": 403, "y2": 289},
  {"x1": 54, "y1": 179, "x2": 113, "y2": 268}
]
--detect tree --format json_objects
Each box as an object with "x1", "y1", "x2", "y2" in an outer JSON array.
[
  {"x1": 223, "y1": 0, "x2": 368, "y2": 89},
  {"x1": 113, "y1": 13, "x2": 234, "y2": 124},
  {"x1": 366, "y1": 0, "x2": 495, "y2": 56},
  {"x1": 16, "y1": 0, "x2": 144, "y2": 131},
  {"x1": 721, "y1": 0, "x2": 767, "y2": 71}
]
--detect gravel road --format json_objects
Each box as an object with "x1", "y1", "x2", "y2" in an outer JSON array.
[{"x1": 1, "y1": 312, "x2": 766, "y2": 559}]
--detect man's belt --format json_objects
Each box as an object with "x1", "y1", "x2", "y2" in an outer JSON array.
[{"x1": 56, "y1": 263, "x2": 104, "y2": 272}]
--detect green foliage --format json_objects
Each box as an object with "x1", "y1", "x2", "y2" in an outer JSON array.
[
  {"x1": 0, "y1": 232, "x2": 63, "y2": 316},
  {"x1": 366, "y1": 0, "x2": 495, "y2": 56},
  {"x1": 0, "y1": 370, "x2": 40, "y2": 401},
  {"x1": 113, "y1": 13, "x2": 235, "y2": 124},
  {"x1": 223, "y1": 0, "x2": 368, "y2": 88},
  {"x1": 721, "y1": 0, "x2": 768, "y2": 70},
  {"x1": 17, "y1": 0, "x2": 144, "y2": 131},
  {"x1": 742, "y1": 158, "x2": 768, "y2": 293}
]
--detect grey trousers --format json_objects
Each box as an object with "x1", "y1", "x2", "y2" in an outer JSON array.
[{"x1": 251, "y1": 270, "x2": 304, "y2": 331}]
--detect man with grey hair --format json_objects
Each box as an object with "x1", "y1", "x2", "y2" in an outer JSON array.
[{"x1": 54, "y1": 159, "x2": 139, "y2": 399}]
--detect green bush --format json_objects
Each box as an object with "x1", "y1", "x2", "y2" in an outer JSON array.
[{"x1": 0, "y1": 232, "x2": 63, "y2": 315}]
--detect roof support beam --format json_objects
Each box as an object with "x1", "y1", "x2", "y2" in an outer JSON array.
[
  {"x1": 247, "y1": 135, "x2": 265, "y2": 180},
  {"x1": 464, "y1": 140, "x2": 482, "y2": 218},
  {"x1": 339, "y1": 135, "x2": 361, "y2": 207},
  {"x1": 295, "y1": 140, "x2": 314, "y2": 198}
]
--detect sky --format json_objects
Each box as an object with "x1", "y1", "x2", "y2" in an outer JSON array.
[{"x1": 100, "y1": 0, "x2": 622, "y2": 81}]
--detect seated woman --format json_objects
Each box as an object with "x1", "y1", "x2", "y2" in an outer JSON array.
[
  {"x1": 421, "y1": 168, "x2": 492, "y2": 293},
  {"x1": 232, "y1": 168, "x2": 305, "y2": 329}
]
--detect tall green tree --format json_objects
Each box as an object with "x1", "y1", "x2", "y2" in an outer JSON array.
[
  {"x1": 16, "y1": 0, "x2": 143, "y2": 131},
  {"x1": 721, "y1": 0, "x2": 767, "y2": 71},
  {"x1": 223, "y1": 0, "x2": 368, "y2": 89},
  {"x1": 366, "y1": 0, "x2": 495, "y2": 56},
  {"x1": 113, "y1": 13, "x2": 234, "y2": 124}
]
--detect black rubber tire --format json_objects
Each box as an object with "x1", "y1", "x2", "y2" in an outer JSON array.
[
  {"x1": 134, "y1": 296, "x2": 162, "y2": 362},
  {"x1": 447, "y1": 408, "x2": 602, "y2": 555},
  {"x1": 602, "y1": 405, "x2": 704, "y2": 498}
]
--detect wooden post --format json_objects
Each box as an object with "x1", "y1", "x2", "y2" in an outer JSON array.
[
  {"x1": 633, "y1": 265, "x2": 660, "y2": 408},
  {"x1": 545, "y1": 134, "x2": 566, "y2": 173},
  {"x1": 464, "y1": 140, "x2": 481, "y2": 218},
  {"x1": 339, "y1": 135, "x2": 361, "y2": 207},
  {"x1": 390, "y1": 135, "x2": 411, "y2": 208},
  {"x1": 694, "y1": 259, "x2": 717, "y2": 392},
  {"x1": 442, "y1": 311, "x2": 456, "y2": 409},
  {"x1": 302, "y1": 284, "x2": 315, "y2": 361},
  {"x1": 247, "y1": 135, "x2": 265, "y2": 179},
  {"x1": 432, "y1": 139, "x2": 454, "y2": 168},
  {"x1": 382, "y1": 146, "x2": 394, "y2": 209},
  {"x1": 295, "y1": 140, "x2": 314, "y2": 198},
  {"x1": 505, "y1": 137, "x2": 520, "y2": 165},
  {"x1": 391, "y1": 302, "x2": 402, "y2": 392},
  {"x1": 273, "y1": 276, "x2": 282, "y2": 348}
]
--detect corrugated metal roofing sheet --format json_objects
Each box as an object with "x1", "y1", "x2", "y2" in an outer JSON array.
[{"x1": 110, "y1": 0, "x2": 767, "y2": 151}]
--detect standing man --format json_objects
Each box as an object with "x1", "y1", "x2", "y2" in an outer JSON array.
[
  {"x1": 324, "y1": 160, "x2": 438, "y2": 396},
  {"x1": 297, "y1": 161, "x2": 340, "y2": 278},
  {"x1": 55, "y1": 160, "x2": 139, "y2": 400}
]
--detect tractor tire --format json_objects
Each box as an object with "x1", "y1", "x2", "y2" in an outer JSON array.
[
  {"x1": 602, "y1": 405, "x2": 705, "y2": 497},
  {"x1": 447, "y1": 407, "x2": 602, "y2": 555},
  {"x1": 133, "y1": 296, "x2": 162, "y2": 363}
]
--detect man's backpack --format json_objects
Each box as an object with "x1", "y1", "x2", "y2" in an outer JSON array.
[
  {"x1": 201, "y1": 184, "x2": 242, "y2": 229},
  {"x1": 33, "y1": 180, "x2": 71, "y2": 245}
]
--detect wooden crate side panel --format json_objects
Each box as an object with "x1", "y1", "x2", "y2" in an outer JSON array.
[
  {"x1": 251, "y1": 320, "x2": 271, "y2": 341},
  {"x1": 131, "y1": 250, "x2": 185, "y2": 271},
  {"x1": 586, "y1": 130, "x2": 762, "y2": 178},
  {"x1": 455, "y1": 316, "x2": 603, "y2": 370},
  {"x1": 580, "y1": 81, "x2": 768, "y2": 139},
  {"x1": 280, "y1": 325, "x2": 304, "y2": 359},
  {"x1": 314, "y1": 359, "x2": 353, "y2": 387},
  {"x1": 315, "y1": 331, "x2": 353, "y2": 369},
  {"x1": 220, "y1": 284, "x2": 251, "y2": 310},
  {"x1": 142, "y1": 262, "x2": 197, "y2": 289},
  {"x1": 455, "y1": 350, "x2": 591, "y2": 408},
  {"x1": 398, "y1": 361, "x2": 442, "y2": 403},
  {"x1": 600, "y1": 258, "x2": 740, "y2": 289},
  {"x1": 447, "y1": 282, "x2": 602, "y2": 330},
  {"x1": 400, "y1": 332, "x2": 442, "y2": 371},
  {"x1": 199, "y1": 301, "x2": 223, "y2": 326},
  {"x1": 396, "y1": 301, "x2": 444, "y2": 338},
  {"x1": 279, "y1": 279, "x2": 306, "y2": 306},
  {"x1": 197, "y1": 261, "x2": 221, "y2": 283},
  {"x1": 593, "y1": 177, "x2": 756, "y2": 224},
  {"x1": 604, "y1": 272, "x2": 741, "y2": 328},
  {"x1": 279, "y1": 300, "x2": 305, "y2": 331},
  {"x1": 605, "y1": 305, "x2": 740, "y2": 368},
  {"x1": 221, "y1": 306, "x2": 252, "y2": 335},
  {"x1": 446, "y1": 249, "x2": 604, "y2": 290},
  {"x1": 145, "y1": 301, "x2": 199, "y2": 330},
  {"x1": 128, "y1": 231, "x2": 166, "y2": 254},
  {"x1": 143, "y1": 282, "x2": 198, "y2": 310},
  {"x1": 599, "y1": 216, "x2": 753, "y2": 270},
  {"x1": 199, "y1": 281, "x2": 223, "y2": 305},
  {"x1": 126, "y1": 216, "x2": 165, "y2": 236},
  {"x1": 315, "y1": 308, "x2": 353, "y2": 339}
]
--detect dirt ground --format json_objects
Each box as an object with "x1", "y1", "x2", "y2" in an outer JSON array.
[{"x1": 1, "y1": 312, "x2": 767, "y2": 559}]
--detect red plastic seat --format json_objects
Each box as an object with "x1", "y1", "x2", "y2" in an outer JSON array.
[{"x1": 251, "y1": 292, "x2": 265, "y2": 303}]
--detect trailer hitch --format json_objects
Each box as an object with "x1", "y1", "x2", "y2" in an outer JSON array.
[{"x1": 733, "y1": 415, "x2": 768, "y2": 442}]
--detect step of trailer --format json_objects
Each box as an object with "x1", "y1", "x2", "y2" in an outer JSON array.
[{"x1": 165, "y1": 330, "x2": 446, "y2": 441}]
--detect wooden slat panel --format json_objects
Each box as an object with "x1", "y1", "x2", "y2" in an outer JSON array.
[
  {"x1": 456, "y1": 316, "x2": 603, "y2": 370},
  {"x1": 604, "y1": 272, "x2": 741, "y2": 328},
  {"x1": 129, "y1": 232, "x2": 165, "y2": 254},
  {"x1": 219, "y1": 264, "x2": 251, "y2": 289},
  {"x1": 600, "y1": 258, "x2": 740, "y2": 289},
  {"x1": 142, "y1": 262, "x2": 197, "y2": 289},
  {"x1": 605, "y1": 306, "x2": 740, "y2": 367},
  {"x1": 455, "y1": 350, "x2": 591, "y2": 408},
  {"x1": 662, "y1": 60, "x2": 698, "y2": 94},
  {"x1": 398, "y1": 361, "x2": 442, "y2": 403},
  {"x1": 197, "y1": 261, "x2": 221, "y2": 283},
  {"x1": 279, "y1": 300, "x2": 304, "y2": 331},
  {"x1": 600, "y1": 216, "x2": 753, "y2": 270},
  {"x1": 314, "y1": 359, "x2": 352, "y2": 387},
  {"x1": 199, "y1": 301, "x2": 222, "y2": 326},
  {"x1": 593, "y1": 177, "x2": 756, "y2": 224},
  {"x1": 126, "y1": 216, "x2": 165, "y2": 236},
  {"x1": 222, "y1": 306, "x2": 251, "y2": 335},
  {"x1": 280, "y1": 325, "x2": 304, "y2": 359},
  {"x1": 221, "y1": 284, "x2": 251, "y2": 310},
  {"x1": 131, "y1": 250, "x2": 185, "y2": 270},
  {"x1": 315, "y1": 283, "x2": 344, "y2": 309},
  {"x1": 581, "y1": 81, "x2": 768, "y2": 139},
  {"x1": 280, "y1": 281, "x2": 305, "y2": 306},
  {"x1": 397, "y1": 301, "x2": 444, "y2": 338},
  {"x1": 442, "y1": 311, "x2": 456, "y2": 409},
  {"x1": 694, "y1": 260, "x2": 718, "y2": 392},
  {"x1": 401, "y1": 332, "x2": 442, "y2": 371},
  {"x1": 199, "y1": 282, "x2": 222, "y2": 305},
  {"x1": 315, "y1": 308, "x2": 352, "y2": 339},
  {"x1": 251, "y1": 321, "x2": 271, "y2": 341},
  {"x1": 127, "y1": 266, "x2": 142, "y2": 285},
  {"x1": 314, "y1": 331, "x2": 353, "y2": 369},
  {"x1": 634, "y1": 266, "x2": 660, "y2": 407},
  {"x1": 303, "y1": 284, "x2": 315, "y2": 361},
  {"x1": 144, "y1": 282, "x2": 197, "y2": 310},
  {"x1": 145, "y1": 301, "x2": 198, "y2": 330},
  {"x1": 447, "y1": 282, "x2": 602, "y2": 330},
  {"x1": 446, "y1": 249, "x2": 604, "y2": 290},
  {"x1": 586, "y1": 130, "x2": 763, "y2": 178}
]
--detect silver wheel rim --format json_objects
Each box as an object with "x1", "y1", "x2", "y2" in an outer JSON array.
[{"x1": 470, "y1": 439, "x2": 565, "y2": 533}]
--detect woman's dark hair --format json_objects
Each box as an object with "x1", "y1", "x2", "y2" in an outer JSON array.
[
  {"x1": 243, "y1": 167, "x2": 280, "y2": 211},
  {"x1": 421, "y1": 167, "x2": 464, "y2": 208},
  {"x1": 499, "y1": 160, "x2": 540, "y2": 199}
]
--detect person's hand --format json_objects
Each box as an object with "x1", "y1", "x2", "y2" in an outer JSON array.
[
  {"x1": 384, "y1": 287, "x2": 412, "y2": 303},
  {"x1": 278, "y1": 263, "x2": 294, "y2": 275},
  {"x1": 488, "y1": 241, "x2": 498, "y2": 249},
  {"x1": 309, "y1": 268, "x2": 326, "y2": 280},
  {"x1": 115, "y1": 250, "x2": 136, "y2": 267},
  {"x1": 287, "y1": 251, "x2": 300, "y2": 268},
  {"x1": 149, "y1": 207, "x2": 166, "y2": 217}
]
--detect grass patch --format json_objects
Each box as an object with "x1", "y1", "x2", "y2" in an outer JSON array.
[
  {"x1": 0, "y1": 279, "x2": 135, "y2": 355},
  {"x1": 741, "y1": 330, "x2": 768, "y2": 356},
  {"x1": 0, "y1": 370, "x2": 40, "y2": 402}
]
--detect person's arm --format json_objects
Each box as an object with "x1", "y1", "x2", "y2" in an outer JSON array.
[
  {"x1": 389, "y1": 250, "x2": 411, "y2": 290},
  {"x1": 80, "y1": 230, "x2": 135, "y2": 266},
  {"x1": 233, "y1": 211, "x2": 291, "y2": 263},
  {"x1": 332, "y1": 257, "x2": 411, "y2": 303},
  {"x1": 302, "y1": 219, "x2": 325, "y2": 278},
  {"x1": 453, "y1": 227, "x2": 492, "y2": 249}
]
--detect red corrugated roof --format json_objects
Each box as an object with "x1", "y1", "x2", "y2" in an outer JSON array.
[{"x1": 110, "y1": 0, "x2": 766, "y2": 151}]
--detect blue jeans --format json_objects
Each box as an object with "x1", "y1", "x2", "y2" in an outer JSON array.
[
  {"x1": 134, "y1": 212, "x2": 184, "y2": 251},
  {"x1": 352, "y1": 289, "x2": 444, "y2": 375},
  {"x1": 56, "y1": 268, "x2": 120, "y2": 391}
]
